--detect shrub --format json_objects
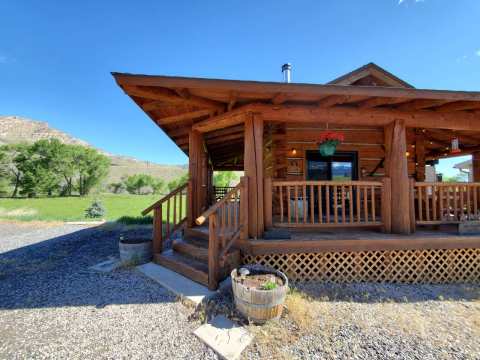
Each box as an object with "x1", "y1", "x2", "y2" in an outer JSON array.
[{"x1": 85, "y1": 199, "x2": 106, "y2": 218}]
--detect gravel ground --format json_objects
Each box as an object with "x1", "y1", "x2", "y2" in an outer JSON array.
[
  {"x1": 241, "y1": 282, "x2": 480, "y2": 360},
  {"x1": 0, "y1": 221, "x2": 216, "y2": 359},
  {"x1": 2, "y1": 221, "x2": 479, "y2": 359}
]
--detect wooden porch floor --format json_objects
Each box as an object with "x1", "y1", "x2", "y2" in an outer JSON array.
[{"x1": 238, "y1": 225, "x2": 480, "y2": 255}]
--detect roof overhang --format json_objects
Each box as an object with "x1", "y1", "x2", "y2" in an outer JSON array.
[{"x1": 112, "y1": 72, "x2": 480, "y2": 168}]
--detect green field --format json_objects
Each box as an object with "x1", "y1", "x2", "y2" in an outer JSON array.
[{"x1": 0, "y1": 194, "x2": 166, "y2": 222}]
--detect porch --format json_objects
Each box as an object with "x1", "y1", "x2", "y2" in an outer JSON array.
[{"x1": 113, "y1": 64, "x2": 480, "y2": 289}]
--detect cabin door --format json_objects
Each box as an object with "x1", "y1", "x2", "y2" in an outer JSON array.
[{"x1": 306, "y1": 151, "x2": 358, "y2": 222}]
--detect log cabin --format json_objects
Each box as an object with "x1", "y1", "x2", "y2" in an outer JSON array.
[{"x1": 113, "y1": 63, "x2": 480, "y2": 289}]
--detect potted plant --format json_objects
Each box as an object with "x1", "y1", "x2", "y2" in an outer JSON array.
[
  {"x1": 318, "y1": 131, "x2": 345, "y2": 156},
  {"x1": 119, "y1": 233, "x2": 152, "y2": 266},
  {"x1": 231, "y1": 265, "x2": 288, "y2": 324}
]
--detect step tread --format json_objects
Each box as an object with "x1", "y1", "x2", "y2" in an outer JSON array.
[
  {"x1": 173, "y1": 239, "x2": 208, "y2": 262},
  {"x1": 154, "y1": 250, "x2": 209, "y2": 287}
]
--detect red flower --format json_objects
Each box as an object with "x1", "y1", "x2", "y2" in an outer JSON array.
[{"x1": 318, "y1": 131, "x2": 345, "y2": 143}]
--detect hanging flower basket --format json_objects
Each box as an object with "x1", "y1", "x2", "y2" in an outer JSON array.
[{"x1": 318, "y1": 131, "x2": 345, "y2": 156}]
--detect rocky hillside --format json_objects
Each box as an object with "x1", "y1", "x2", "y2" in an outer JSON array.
[{"x1": 0, "y1": 116, "x2": 187, "y2": 184}]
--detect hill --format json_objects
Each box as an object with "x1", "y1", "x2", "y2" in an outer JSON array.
[{"x1": 0, "y1": 115, "x2": 187, "y2": 184}]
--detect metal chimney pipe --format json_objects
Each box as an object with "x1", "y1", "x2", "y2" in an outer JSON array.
[{"x1": 282, "y1": 63, "x2": 292, "y2": 83}]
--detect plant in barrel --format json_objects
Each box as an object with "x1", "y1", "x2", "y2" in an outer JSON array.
[{"x1": 318, "y1": 131, "x2": 345, "y2": 156}]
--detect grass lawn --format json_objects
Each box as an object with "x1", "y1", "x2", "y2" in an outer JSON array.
[{"x1": 0, "y1": 194, "x2": 170, "y2": 222}]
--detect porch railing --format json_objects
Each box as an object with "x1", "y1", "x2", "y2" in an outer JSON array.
[
  {"x1": 142, "y1": 183, "x2": 188, "y2": 254},
  {"x1": 269, "y1": 179, "x2": 391, "y2": 229},
  {"x1": 413, "y1": 182, "x2": 480, "y2": 225},
  {"x1": 196, "y1": 177, "x2": 247, "y2": 289},
  {"x1": 211, "y1": 186, "x2": 235, "y2": 203}
]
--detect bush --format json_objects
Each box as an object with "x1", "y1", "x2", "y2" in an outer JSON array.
[{"x1": 85, "y1": 199, "x2": 106, "y2": 218}]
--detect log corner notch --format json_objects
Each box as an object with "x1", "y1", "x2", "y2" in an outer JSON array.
[
  {"x1": 244, "y1": 112, "x2": 264, "y2": 239},
  {"x1": 384, "y1": 119, "x2": 411, "y2": 234}
]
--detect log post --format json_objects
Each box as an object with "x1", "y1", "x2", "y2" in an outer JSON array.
[
  {"x1": 240, "y1": 176, "x2": 249, "y2": 240},
  {"x1": 264, "y1": 177, "x2": 273, "y2": 229},
  {"x1": 384, "y1": 120, "x2": 411, "y2": 234},
  {"x1": 188, "y1": 129, "x2": 208, "y2": 226},
  {"x1": 473, "y1": 151, "x2": 480, "y2": 182},
  {"x1": 415, "y1": 129, "x2": 426, "y2": 182},
  {"x1": 244, "y1": 112, "x2": 264, "y2": 238},
  {"x1": 152, "y1": 207, "x2": 163, "y2": 254}
]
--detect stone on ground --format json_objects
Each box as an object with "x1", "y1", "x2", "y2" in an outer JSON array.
[{"x1": 194, "y1": 315, "x2": 253, "y2": 360}]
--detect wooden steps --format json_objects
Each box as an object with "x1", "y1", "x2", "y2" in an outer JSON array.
[
  {"x1": 154, "y1": 226, "x2": 241, "y2": 289},
  {"x1": 154, "y1": 249, "x2": 209, "y2": 287}
]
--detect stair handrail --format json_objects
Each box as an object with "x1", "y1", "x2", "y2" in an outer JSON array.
[
  {"x1": 203, "y1": 176, "x2": 248, "y2": 290},
  {"x1": 142, "y1": 182, "x2": 189, "y2": 255},
  {"x1": 196, "y1": 182, "x2": 243, "y2": 225},
  {"x1": 142, "y1": 182, "x2": 188, "y2": 215}
]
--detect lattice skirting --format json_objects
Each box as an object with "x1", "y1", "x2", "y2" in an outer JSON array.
[{"x1": 242, "y1": 248, "x2": 480, "y2": 283}]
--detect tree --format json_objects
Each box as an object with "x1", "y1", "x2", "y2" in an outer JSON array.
[
  {"x1": 109, "y1": 181, "x2": 126, "y2": 194},
  {"x1": 167, "y1": 173, "x2": 188, "y2": 192},
  {"x1": 151, "y1": 178, "x2": 165, "y2": 194},
  {"x1": 213, "y1": 171, "x2": 239, "y2": 187},
  {"x1": 0, "y1": 144, "x2": 29, "y2": 197},
  {"x1": 124, "y1": 174, "x2": 155, "y2": 194},
  {"x1": 443, "y1": 173, "x2": 468, "y2": 183},
  {"x1": 75, "y1": 146, "x2": 110, "y2": 196}
]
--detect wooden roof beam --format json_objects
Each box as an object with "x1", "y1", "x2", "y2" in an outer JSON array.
[
  {"x1": 433, "y1": 101, "x2": 480, "y2": 112},
  {"x1": 227, "y1": 91, "x2": 238, "y2": 111},
  {"x1": 396, "y1": 99, "x2": 449, "y2": 111},
  {"x1": 123, "y1": 85, "x2": 225, "y2": 113},
  {"x1": 356, "y1": 97, "x2": 407, "y2": 109},
  {"x1": 272, "y1": 92, "x2": 289, "y2": 105},
  {"x1": 155, "y1": 109, "x2": 214, "y2": 125},
  {"x1": 192, "y1": 107, "x2": 248, "y2": 133},
  {"x1": 253, "y1": 103, "x2": 480, "y2": 131}
]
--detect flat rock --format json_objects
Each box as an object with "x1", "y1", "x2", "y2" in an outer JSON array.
[
  {"x1": 193, "y1": 315, "x2": 253, "y2": 360},
  {"x1": 136, "y1": 262, "x2": 215, "y2": 305}
]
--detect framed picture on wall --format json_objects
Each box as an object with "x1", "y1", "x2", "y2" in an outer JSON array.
[{"x1": 287, "y1": 157, "x2": 303, "y2": 176}]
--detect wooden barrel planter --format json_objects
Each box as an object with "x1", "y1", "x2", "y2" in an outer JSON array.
[
  {"x1": 119, "y1": 236, "x2": 152, "y2": 265},
  {"x1": 231, "y1": 265, "x2": 288, "y2": 324}
]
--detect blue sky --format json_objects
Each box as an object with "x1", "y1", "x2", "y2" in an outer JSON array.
[{"x1": 0, "y1": 1, "x2": 479, "y2": 174}]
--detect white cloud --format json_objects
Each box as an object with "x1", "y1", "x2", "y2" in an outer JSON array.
[{"x1": 476, "y1": 49, "x2": 480, "y2": 57}]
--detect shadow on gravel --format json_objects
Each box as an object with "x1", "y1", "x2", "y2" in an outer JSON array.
[{"x1": 0, "y1": 224, "x2": 178, "y2": 310}]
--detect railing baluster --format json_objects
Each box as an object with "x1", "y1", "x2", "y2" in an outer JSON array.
[
  {"x1": 371, "y1": 185, "x2": 376, "y2": 223},
  {"x1": 279, "y1": 186, "x2": 284, "y2": 224},
  {"x1": 459, "y1": 186, "x2": 464, "y2": 220},
  {"x1": 310, "y1": 184, "x2": 315, "y2": 224},
  {"x1": 425, "y1": 186, "x2": 430, "y2": 222},
  {"x1": 356, "y1": 185, "x2": 362, "y2": 223},
  {"x1": 318, "y1": 184, "x2": 323, "y2": 224},
  {"x1": 303, "y1": 184, "x2": 307, "y2": 224},
  {"x1": 287, "y1": 186, "x2": 291, "y2": 224},
  {"x1": 349, "y1": 185, "x2": 354, "y2": 223},
  {"x1": 432, "y1": 185, "x2": 437, "y2": 221},
  {"x1": 363, "y1": 186, "x2": 368, "y2": 223},
  {"x1": 467, "y1": 185, "x2": 471, "y2": 219},
  {"x1": 341, "y1": 185, "x2": 346, "y2": 224},
  {"x1": 326, "y1": 185, "x2": 330, "y2": 223},
  {"x1": 333, "y1": 185, "x2": 338, "y2": 224},
  {"x1": 294, "y1": 185, "x2": 299, "y2": 224}
]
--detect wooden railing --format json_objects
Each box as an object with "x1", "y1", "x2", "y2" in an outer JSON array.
[
  {"x1": 196, "y1": 177, "x2": 247, "y2": 290},
  {"x1": 269, "y1": 179, "x2": 391, "y2": 230},
  {"x1": 413, "y1": 182, "x2": 480, "y2": 225},
  {"x1": 142, "y1": 183, "x2": 188, "y2": 254},
  {"x1": 212, "y1": 186, "x2": 235, "y2": 203}
]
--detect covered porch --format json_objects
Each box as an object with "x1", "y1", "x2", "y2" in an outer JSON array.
[{"x1": 113, "y1": 63, "x2": 480, "y2": 288}]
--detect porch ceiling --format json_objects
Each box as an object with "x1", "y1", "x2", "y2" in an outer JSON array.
[{"x1": 112, "y1": 72, "x2": 480, "y2": 168}]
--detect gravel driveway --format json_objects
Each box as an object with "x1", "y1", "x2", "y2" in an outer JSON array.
[{"x1": 0, "y1": 221, "x2": 216, "y2": 359}]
